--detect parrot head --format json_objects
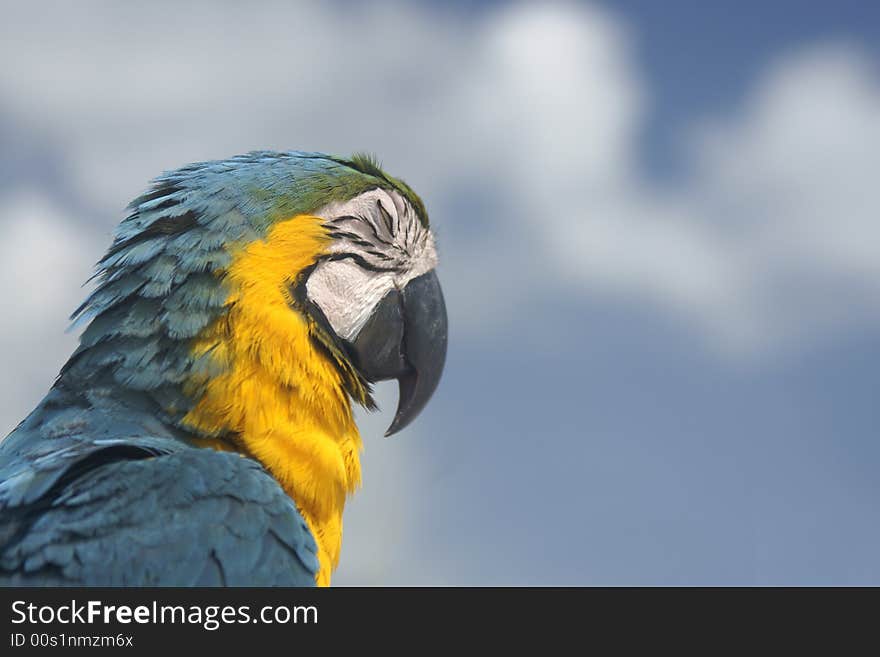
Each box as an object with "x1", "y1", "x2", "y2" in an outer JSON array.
[
  {"x1": 291, "y1": 176, "x2": 447, "y2": 437},
  {"x1": 65, "y1": 151, "x2": 447, "y2": 584}
]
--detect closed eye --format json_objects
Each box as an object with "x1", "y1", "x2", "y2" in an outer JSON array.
[
  {"x1": 377, "y1": 199, "x2": 396, "y2": 236},
  {"x1": 322, "y1": 252, "x2": 402, "y2": 274},
  {"x1": 329, "y1": 213, "x2": 394, "y2": 248}
]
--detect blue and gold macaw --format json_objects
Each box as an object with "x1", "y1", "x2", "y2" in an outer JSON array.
[{"x1": 0, "y1": 151, "x2": 447, "y2": 586}]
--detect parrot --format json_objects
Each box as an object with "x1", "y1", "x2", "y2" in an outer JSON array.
[{"x1": 0, "y1": 151, "x2": 447, "y2": 587}]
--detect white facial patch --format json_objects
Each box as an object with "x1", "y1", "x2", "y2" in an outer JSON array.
[{"x1": 305, "y1": 188, "x2": 437, "y2": 342}]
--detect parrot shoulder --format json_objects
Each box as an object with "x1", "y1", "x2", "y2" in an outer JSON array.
[{"x1": 0, "y1": 394, "x2": 319, "y2": 586}]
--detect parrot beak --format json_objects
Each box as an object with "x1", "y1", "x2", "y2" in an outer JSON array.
[{"x1": 346, "y1": 270, "x2": 448, "y2": 436}]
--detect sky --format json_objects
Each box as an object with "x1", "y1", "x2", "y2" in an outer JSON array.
[{"x1": 0, "y1": 0, "x2": 878, "y2": 584}]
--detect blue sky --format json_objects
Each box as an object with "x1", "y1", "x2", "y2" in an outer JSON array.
[{"x1": 0, "y1": 1, "x2": 878, "y2": 584}]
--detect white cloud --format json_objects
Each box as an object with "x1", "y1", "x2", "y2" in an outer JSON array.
[
  {"x1": 2, "y1": 2, "x2": 877, "y2": 358},
  {"x1": 0, "y1": 191, "x2": 101, "y2": 435},
  {"x1": 0, "y1": 1, "x2": 468, "y2": 211},
  {"x1": 665, "y1": 43, "x2": 880, "y2": 353},
  {"x1": 457, "y1": 3, "x2": 642, "y2": 189},
  {"x1": 453, "y1": 9, "x2": 880, "y2": 355}
]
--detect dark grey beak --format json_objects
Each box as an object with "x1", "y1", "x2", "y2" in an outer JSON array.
[{"x1": 346, "y1": 270, "x2": 447, "y2": 436}]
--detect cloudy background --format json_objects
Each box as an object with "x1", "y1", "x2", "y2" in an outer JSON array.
[{"x1": 1, "y1": 0, "x2": 878, "y2": 584}]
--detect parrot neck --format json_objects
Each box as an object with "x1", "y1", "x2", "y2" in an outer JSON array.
[{"x1": 181, "y1": 215, "x2": 364, "y2": 587}]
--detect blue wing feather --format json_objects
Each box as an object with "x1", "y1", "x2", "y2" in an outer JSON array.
[{"x1": 0, "y1": 385, "x2": 318, "y2": 586}]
